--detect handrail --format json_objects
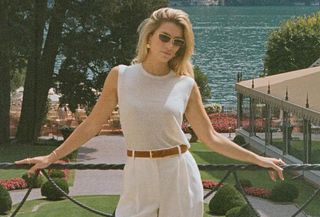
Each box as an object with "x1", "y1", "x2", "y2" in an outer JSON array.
[{"x1": 1, "y1": 163, "x2": 319, "y2": 217}]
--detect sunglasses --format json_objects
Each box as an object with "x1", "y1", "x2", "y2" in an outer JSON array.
[{"x1": 158, "y1": 33, "x2": 185, "y2": 47}]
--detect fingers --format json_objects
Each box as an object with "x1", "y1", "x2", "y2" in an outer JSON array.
[
  {"x1": 15, "y1": 158, "x2": 31, "y2": 164},
  {"x1": 268, "y1": 170, "x2": 276, "y2": 181},
  {"x1": 269, "y1": 165, "x2": 284, "y2": 181},
  {"x1": 15, "y1": 157, "x2": 44, "y2": 177},
  {"x1": 270, "y1": 158, "x2": 285, "y2": 181},
  {"x1": 28, "y1": 165, "x2": 41, "y2": 177},
  {"x1": 276, "y1": 158, "x2": 286, "y2": 166}
]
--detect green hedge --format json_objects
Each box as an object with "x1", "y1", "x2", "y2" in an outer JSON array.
[
  {"x1": 22, "y1": 173, "x2": 44, "y2": 188},
  {"x1": 209, "y1": 184, "x2": 246, "y2": 215},
  {"x1": 269, "y1": 181, "x2": 299, "y2": 202},
  {"x1": 264, "y1": 12, "x2": 320, "y2": 75},
  {"x1": 41, "y1": 178, "x2": 69, "y2": 201},
  {"x1": 0, "y1": 185, "x2": 12, "y2": 214},
  {"x1": 236, "y1": 204, "x2": 257, "y2": 217}
]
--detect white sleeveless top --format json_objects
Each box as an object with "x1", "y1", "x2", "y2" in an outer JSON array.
[{"x1": 117, "y1": 63, "x2": 195, "y2": 151}]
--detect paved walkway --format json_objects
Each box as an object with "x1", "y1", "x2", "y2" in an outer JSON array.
[{"x1": 10, "y1": 135, "x2": 309, "y2": 217}]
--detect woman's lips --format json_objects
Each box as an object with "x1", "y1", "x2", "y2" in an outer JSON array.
[{"x1": 161, "y1": 51, "x2": 171, "y2": 56}]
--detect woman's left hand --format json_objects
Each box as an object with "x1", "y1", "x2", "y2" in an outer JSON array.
[{"x1": 256, "y1": 156, "x2": 286, "y2": 181}]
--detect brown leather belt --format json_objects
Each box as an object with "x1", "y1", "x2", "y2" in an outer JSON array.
[{"x1": 127, "y1": 144, "x2": 188, "y2": 158}]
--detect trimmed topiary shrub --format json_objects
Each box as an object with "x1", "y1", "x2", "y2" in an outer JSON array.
[
  {"x1": 209, "y1": 184, "x2": 246, "y2": 215},
  {"x1": 41, "y1": 178, "x2": 69, "y2": 201},
  {"x1": 226, "y1": 206, "x2": 242, "y2": 217},
  {"x1": 0, "y1": 184, "x2": 12, "y2": 214},
  {"x1": 264, "y1": 12, "x2": 320, "y2": 76},
  {"x1": 22, "y1": 173, "x2": 44, "y2": 188},
  {"x1": 236, "y1": 204, "x2": 257, "y2": 217},
  {"x1": 269, "y1": 181, "x2": 299, "y2": 202},
  {"x1": 233, "y1": 135, "x2": 246, "y2": 146}
]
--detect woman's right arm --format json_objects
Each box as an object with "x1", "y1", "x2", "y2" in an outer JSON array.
[{"x1": 15, "y1": 66, "x2": 120, "y2": 174}]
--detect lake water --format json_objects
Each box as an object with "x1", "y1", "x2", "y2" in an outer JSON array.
[{"x1": 174, "y1": 6, "x2": 319, "y2": 106}]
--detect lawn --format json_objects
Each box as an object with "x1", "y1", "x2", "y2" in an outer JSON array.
[{"x1": 272, "y1": 139, "x2": 320, "y2": 163}]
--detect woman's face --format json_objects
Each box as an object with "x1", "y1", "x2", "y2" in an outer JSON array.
[{"x1": 147, "y1": 22, "x2": 184, "y2": 63}]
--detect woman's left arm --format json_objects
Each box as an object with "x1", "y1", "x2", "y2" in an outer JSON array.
[{"x1": 185, "y1": 83, "x2": 285, "y2": 181}]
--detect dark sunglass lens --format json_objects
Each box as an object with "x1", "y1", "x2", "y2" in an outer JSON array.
[
  {"x1": 159, "y1": 34, "x2": 171, "y2": 43},
  {"x1": 174, "y1": 39, "x2": 185, "y2": 47}
]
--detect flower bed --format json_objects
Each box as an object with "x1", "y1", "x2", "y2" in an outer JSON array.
[
  {"x1": 202, "y1": 179, "x2": 271, "y2": 199},
  {"x1": 208, "y1": 113, "x2": 237, "y2": 133},
  {"x1": 202, "y1": 179, "x2": 223, "y2": 189},
  {"x1": 244, "y1": 186, "x2": 271, "y2": 199},
  {"x1": 183, "y1": 113, "x2": 266, "y2": 133},
  {"x1": 0, "y1": 178, "x2": 27, "y2": 191}
]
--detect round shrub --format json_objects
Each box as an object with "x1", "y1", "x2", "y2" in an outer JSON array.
[
  {"x1": 22, "y1": 173, "x2": 44, "y2": 188},
  {"x1": 233, "y1": 135, "x2": 246, "y2": 146},
  {"x1": 41, "y1": 178, "x2": 69, "y2": 201},
  {"x1": 237, "y1": 204, "x2": 257, "y2": 217},
  {"x1": 48, "y1": 169, "x2": 66, "y2": 179},
  {"x1": 226, "y1": 206, "x2": 241, "y2": 217},
  {"x1": 269, "y1": 181, "x2": 299, "y2": 202},
  {"x1": 209, "y1": 184, "x2": 246, "y2": 215},
  {"x1": 0, "y1": 184, "x2": 12, "y2": 214}
]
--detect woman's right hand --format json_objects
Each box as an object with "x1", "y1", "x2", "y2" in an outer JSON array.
[{"x1": 15, "y1": 155, "x2": 53, "y2": 176}]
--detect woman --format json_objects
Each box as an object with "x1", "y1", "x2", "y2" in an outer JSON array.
[{"x1": 16, "y1": 7, "x2": 285, "y2": 217}]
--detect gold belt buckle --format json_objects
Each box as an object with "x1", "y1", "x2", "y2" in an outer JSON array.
[{"x1": 149, "y1": 150, "x2": 153, "y2": 158}]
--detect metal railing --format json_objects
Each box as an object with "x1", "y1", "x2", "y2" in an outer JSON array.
[{"x1": 0, "y1": 163, "x2": 320, "y2": 217}]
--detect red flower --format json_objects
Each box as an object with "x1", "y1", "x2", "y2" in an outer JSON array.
[
  {"x1": 0, "y1": 178, "x2": 28, "y2": 191},
  {"x1": 244, "y1": 186, "x2": 271, "y2": 198},
  {"x1": 202, "y1": 179, "x2": 223, "y2": 189}
]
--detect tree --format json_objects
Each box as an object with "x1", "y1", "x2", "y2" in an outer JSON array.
[
  {"x1": 0, "y1": 0, "x2": 11, "y2": 144},
  {"x1": 12, "y1": 0, "x2": 167, "y2": 143},
  {"x1": 194, "y1": 65, "x2": 212, "y2": 103},
  {"x1": 16, "y1": 0, "x2": 70, "y2": 143},
  {"x1": 0, "y1": 0, "x2": 34, "y2": 144},
  {"x1": 264, "y1": 12, "x2": 320, "y2": 75}
]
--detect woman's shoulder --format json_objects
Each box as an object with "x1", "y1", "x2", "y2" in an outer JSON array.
[
  {"x1": 117, "y1": 64, "x2": 138, "y2": 74},
  {"x1": 176, "y1": 74, "x2": 195, "y2": 85}
]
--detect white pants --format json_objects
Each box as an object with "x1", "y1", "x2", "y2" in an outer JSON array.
[{"x1": 115, "y1": 151, "x2": 204, "y2": 217}]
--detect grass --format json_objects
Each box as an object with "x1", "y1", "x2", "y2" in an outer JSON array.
[
  {"x1": 272, "y1": 139, "x2": 320, "y2": 163},
  {"x1": 1, "y1": 195, "x2": 119, "y2": 217}
]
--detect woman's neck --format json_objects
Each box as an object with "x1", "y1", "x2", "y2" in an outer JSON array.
[{"x1": 142, "y1": 58, "x2": 170, "y2": 76}]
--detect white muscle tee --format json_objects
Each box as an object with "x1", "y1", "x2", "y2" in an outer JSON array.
[{"x1": 117, "y1": 63, "x2": 195, "y2": 151}]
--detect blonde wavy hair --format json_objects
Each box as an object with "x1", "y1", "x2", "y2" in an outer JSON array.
[{"x1": 132, "y1": 7, "x2": 194, "y2": 77}]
